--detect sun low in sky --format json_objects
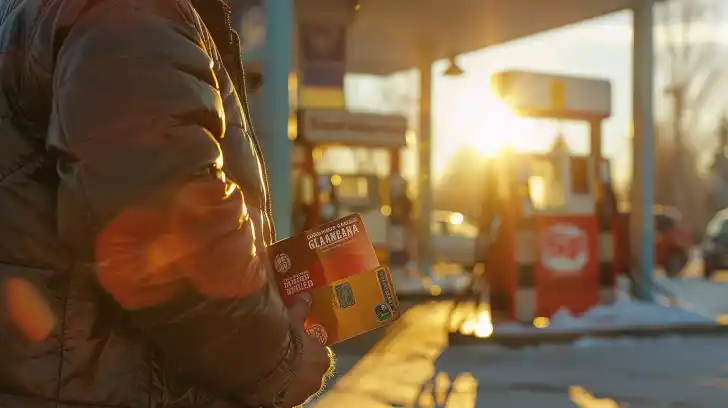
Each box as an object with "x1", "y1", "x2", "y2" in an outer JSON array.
[
  {"x1": 450, "y1": 88, "x2": 541, "y2": 158},
  {"x1": 433, "y1": 73, "x2": 548, "y2": 172}
]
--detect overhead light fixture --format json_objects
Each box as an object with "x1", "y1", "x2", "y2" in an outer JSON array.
[
  {"x1": 349, "y1": 0, "x2": 361, "y2": 23},
  {"x1": 443, "y1": 56, "x2": 464, "y2": 77}
]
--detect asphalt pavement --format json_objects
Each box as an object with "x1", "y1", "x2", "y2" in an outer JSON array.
[
  {"x1": 312, "y1": 301, "x2": 728, "y2": 408},
  {"x1": 308, "y1": 261, "x2": 728, "y2": 408}
]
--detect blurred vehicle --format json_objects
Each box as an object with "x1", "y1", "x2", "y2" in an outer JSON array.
[
  {"x1": 701, "y1": 209, "x2": 728, "y2": 278},
  {"x1": 615, "y1": 205, "x2": 691, "y2": 277},
  {"x1": 653, "y1": 206, "x2": 692, "y2": 275},
  {"x1": 431, "y1": 210, "x2": 479, "y2": 270}
]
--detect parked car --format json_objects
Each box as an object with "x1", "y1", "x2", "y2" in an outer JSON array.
[
  {"x1": 701, "y1": 209, "x2": 728, "y2": 278},
  {"x1": 431, "y1": 210, "x2": 478, "y2": 270},
  {"x1": 615, "y1": 205, "x2": 691, "y2": 277},
  {"x1": 654, "y1": 206, "x2": 692, "y2": 276}
]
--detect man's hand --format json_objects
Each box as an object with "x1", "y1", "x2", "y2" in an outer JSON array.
[{"x1": 283, "y1": 293, "x2": 333, "y2": 407}]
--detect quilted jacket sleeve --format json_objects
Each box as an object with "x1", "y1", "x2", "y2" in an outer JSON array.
[{"x1": 46, "y1": 1, "x2": 298, "y2": 405}]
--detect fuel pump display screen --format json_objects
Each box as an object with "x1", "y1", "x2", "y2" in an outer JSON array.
[
  {"x1": 338, "y1": 177, "x2": 370, "y2": 200},
  {"x1": 530, "y1": 158, "x2": 566, "y2": 210},
  {"x1": 334, "y1": 176, "x2": 380, "y2": 213}
]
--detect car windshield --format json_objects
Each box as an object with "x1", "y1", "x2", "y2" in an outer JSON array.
[
  {"x1": 621, "y1": 206, "x2": 681, "y2": 231},
  {"x1": 448, "y1": 217, "x2": 478, "y2": 238},
  {"x1": 432, "y1": 211, "x2": 479, "y2": 238},
  {"x1": 655, "y1": 213, "x2": 677, "y2": 231}
]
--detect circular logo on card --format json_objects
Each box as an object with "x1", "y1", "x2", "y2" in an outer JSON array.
[
  {"x1": 374, "y1": 302, "x2": 393, "y2": 322},
  {"x1": 274, "y1": 253, "x2": 292, "y2": 275}
]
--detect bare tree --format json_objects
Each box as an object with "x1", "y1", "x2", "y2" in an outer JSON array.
[{"x1": 657, "y1": 0, "x2": 726, "y2": 226}]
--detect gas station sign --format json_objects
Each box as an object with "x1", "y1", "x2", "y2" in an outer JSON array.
[
  {"x1": 298, "y1": 109, "x2": 408, "y2": 147},
  {"x1": 540, "y1": 223, "x2": 588, "y2": 274},
  {"x1": 491, "y1": 70, "x2": 611, "y2": 120},
  {"x1": 535, "y1": 215, "x2": 599, "y2": 316}
]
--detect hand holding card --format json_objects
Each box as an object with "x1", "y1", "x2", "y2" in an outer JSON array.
[
  {"x1": 269, "y1": 214, "x2": 401, "y2": 345},
  {"x1": 282, "y1": 292, "x2": 332, "y2": 407}
]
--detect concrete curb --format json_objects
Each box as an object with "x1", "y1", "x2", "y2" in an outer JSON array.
[{"x1": 448, "y1": 322, "x2": 728, "y2": 348}]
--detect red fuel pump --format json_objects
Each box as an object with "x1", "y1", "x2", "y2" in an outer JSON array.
[
  {"x1": 475, "y1": 70, "x2": 618, "y2": 324},
  {"x1": 481, "y1": 141, "x2": 618, "y2": 323},
  {"x1": 291, "y1": 108, "x2": 412, "y2": 268}
]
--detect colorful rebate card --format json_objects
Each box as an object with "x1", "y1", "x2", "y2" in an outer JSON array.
[{"x1": 268, "y1": 213, "x2": 400, "y2": 345}]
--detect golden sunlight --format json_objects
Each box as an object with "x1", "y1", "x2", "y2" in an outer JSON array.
[
  {"x1": 459, "y1": 303, "x2": 494, "y2": 338},
  {"x1": 433, "y1": 77, "x2": 544, "y2": 177},
  {"x1": 469, "y1": 95, "x2": 527, "y2": 157},
  {"x1": 453, "y1": 89, "x2": 540, "y2": 159}
]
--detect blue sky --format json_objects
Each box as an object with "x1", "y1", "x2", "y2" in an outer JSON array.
[{"x1": 346, "y1": 5, "x2": 728, "y2": 186}]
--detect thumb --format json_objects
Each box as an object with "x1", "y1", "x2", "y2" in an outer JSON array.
[{"x1": 288, "y1": 292, "x2": 313, "y2": 324}]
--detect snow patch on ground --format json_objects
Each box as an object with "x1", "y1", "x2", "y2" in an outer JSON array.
[
  {"x1": 489, "y1": 275, "x2": 728, "y2": 340},
  {"x1": 547, "y1": 297, "x2": 713, "y2": 330},
  {"x1": 617, "y1": 275, "x2": 728, "y2": 316},
  {"x1": 656, "y1": 277, "x2": 728, "y2": 317},
  {"x1": 569, "y1": 334, "x2": 686, "y2": 348},
  {"x1": 496, "y1": 296, "x2": 714, "y2": 335}
]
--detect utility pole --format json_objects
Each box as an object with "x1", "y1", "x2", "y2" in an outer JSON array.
[
  {"x1": 718, "y1": 114, "x2": 728, "y2": 154},
  {"x1": 709, "y1": 115, "x2": 728, "y2": 215},
  {"x1": 631, "y1": 0, "x2": 656, "y2": 301},
  {"x1": 417, "y1": 45, "x2": 434, "y2": 279}
]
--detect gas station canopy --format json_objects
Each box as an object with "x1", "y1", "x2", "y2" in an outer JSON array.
[
  {"x1": 298, "y1": 109, "x2": 408, "y2": 147},
  {"x1": 347, "y1": 0, "x2": 635, "y2": 74},
  {"x1": 492, "y1": 70, "x2": 612, "y2": 120}
]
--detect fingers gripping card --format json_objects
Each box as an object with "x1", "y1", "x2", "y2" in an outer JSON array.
[{"x1": 268, "y1": 214, "x2": 401, "y2": 345}]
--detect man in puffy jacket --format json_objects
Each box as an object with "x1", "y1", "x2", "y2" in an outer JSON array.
[{"x1": 0, "y1": 0, "x2": 331, "y2": 407}]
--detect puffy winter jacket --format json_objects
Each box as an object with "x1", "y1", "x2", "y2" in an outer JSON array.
[{"x1": 0, "y1": 0, "x2": 300, "y2": 407}]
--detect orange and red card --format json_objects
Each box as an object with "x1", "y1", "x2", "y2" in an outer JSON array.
[{"x1": 268, "y1": 214, "x2": 400, "y2": 345}]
